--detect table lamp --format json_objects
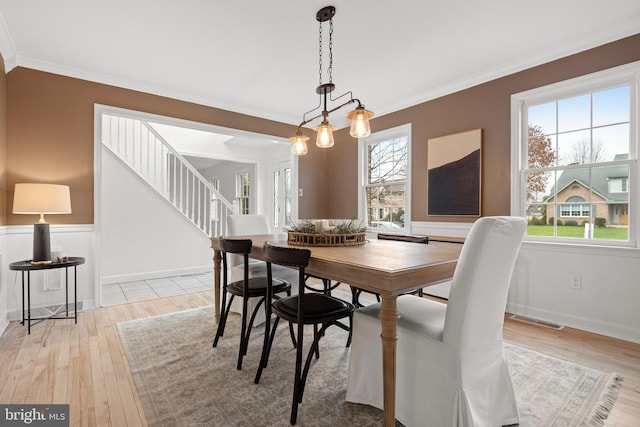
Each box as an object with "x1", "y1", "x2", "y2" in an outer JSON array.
[{"x1": 13, "y1": 183, "x2": 72, "y2": 264}]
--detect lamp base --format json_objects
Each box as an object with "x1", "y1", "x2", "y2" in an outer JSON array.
[{"x1": 33, "y1": 223, "x2": 52, "y2": 264}]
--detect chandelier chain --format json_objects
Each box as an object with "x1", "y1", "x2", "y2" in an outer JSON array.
[
  {"x1": 328, "y1": 18, "x2": 333, "y2": 83},
  {"x1": 318, "y1": 21, "x2": 323, "y2": 85},
  {"x1": 290, "y1": 5, "x2": 373, "y2": 155}
]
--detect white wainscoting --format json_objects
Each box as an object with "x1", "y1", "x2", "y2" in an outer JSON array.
[
  {"x1": 2, "y1": 225, "x2": 95, "y2": 323},
  {"x1": 412, "y1": 220, "x2": 640, "y2": 344},
  {"x1": 508, "y1": 241, "x2": 640, "y2": 343},
  {"x1": 411, "y1": 221, "x2": 472, "y2": 299},
  {"x1": 0, "y1": 226, "x2": 8, "y2": 335}
]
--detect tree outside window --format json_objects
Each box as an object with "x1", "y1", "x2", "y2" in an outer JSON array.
[{"x1": 362, "y1": 126, "x2": 410, "y2": 230}]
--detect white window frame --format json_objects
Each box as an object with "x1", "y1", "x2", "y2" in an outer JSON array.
[
  {"x1": 511, "y1": 61, "x2": 639, "y2": 248},
  {"x1": 235, "y1": 169, "x2": 250, "y2": 215},
  {"x1": 358, "y1": 123, "x2": 412, "y2": 234}
]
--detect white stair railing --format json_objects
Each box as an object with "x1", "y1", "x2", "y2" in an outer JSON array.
[{"x1": 101, "y1": 113, "x2": 236, "y2": 237}]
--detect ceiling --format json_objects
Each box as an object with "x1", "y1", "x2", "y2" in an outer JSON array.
[{"x1": 1, "y1": 1, "x2": 640, "y2": 132}]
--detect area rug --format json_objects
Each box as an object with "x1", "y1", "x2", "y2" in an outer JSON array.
[{"x1": 117, "y1": 306, "x2": 622, "y2": 426}]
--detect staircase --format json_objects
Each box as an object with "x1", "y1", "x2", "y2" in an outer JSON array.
[{"x1": 100, "y1": 113, "x2": 236, "y2": 237}]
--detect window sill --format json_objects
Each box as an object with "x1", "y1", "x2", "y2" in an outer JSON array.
[{"x1": 521, "y1": 239, "x2": 640, "y2": 257}]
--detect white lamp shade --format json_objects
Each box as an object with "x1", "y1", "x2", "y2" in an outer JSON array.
[{"x1": 13, "y1": 183, "x2": 72, "y2": 215}]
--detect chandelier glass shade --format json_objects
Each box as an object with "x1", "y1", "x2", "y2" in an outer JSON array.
[
  {"x1": 289, "y1": 132, "x2": 309, "y2": 155},
  {"x1": 314, "y1": 121, "x2": 336, "y2": 148},
  {"x1": 346, "y1": 106, "x2": 374, "y2": 138},
  {"x1": 291, "y1": 5, "x2": 373, "y2": 155}
]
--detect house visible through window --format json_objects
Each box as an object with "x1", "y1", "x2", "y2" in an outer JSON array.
[
  {"x1": 512, "y1": 62, "x2": 637, "y2": 246},
  {"x1": 359, "y1": 124, "x2": 411, "y2": 232}
]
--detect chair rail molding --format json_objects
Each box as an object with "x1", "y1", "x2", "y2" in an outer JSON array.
[{"x1": 411, "y1": 221, "x2": 473, "y2": 239}]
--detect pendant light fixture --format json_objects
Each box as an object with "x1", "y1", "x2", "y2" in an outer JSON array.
[{"x1": 290, "y1": 6, "x2": 374, "y2": 155}]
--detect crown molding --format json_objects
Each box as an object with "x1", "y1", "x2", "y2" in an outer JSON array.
[
  {"x1": 374, "y1": 22, "x2": 640, "y2": 120},
  {"x1": 4, "y1": 17, "x2": 639, "y2": 124},
  {"x1": 14, "y1": 55, "x2": 300, "y2": 126},
  {"x1": 0, "y1": 11, "x2": 17, "y2": 72}
]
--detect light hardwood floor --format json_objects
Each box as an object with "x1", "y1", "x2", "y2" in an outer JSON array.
[{"x1": 0, "y1": 290, "x2": 638, "y2": 426}]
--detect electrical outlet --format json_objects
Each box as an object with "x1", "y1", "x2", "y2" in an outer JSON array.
[
  {"x1": 298, "y1": 188, "x2": 303, "y2": 197},
  {"x1": 571, "y1": 276, "x2": 582, "y2": 290}
]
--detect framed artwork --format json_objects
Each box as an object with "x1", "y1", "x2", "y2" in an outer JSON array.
[{"x1": 427, "y1": 129, "x2": 482, "y2": 216}]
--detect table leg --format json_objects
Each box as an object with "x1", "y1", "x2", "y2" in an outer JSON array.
[
  {"x1": 27, "y1": 271, "x2": 31, "y2": 335},
  {"x1": 213, "y1": 249, "x2": 222, "y2": 322},
  {"x1": 379, "y1": 294, "x2": 400, "y2": 427},
  {"x1": 74, "y1": 266, "x2": 78, "y2": 323},
  {"x1": 21, "y1": 271, "x2": 25, "y2": 326},
  {"x1": 65, "y1": 267, "x2": 69, "y2": 317}
]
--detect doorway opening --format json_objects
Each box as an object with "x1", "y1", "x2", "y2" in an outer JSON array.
[{"x1": 93, "y1": 104, "x2": 297, "y2": 307}]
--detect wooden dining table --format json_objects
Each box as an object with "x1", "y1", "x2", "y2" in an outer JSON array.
[{"x1": 211, "y1": 234, "x2": 461, "y2": 427}]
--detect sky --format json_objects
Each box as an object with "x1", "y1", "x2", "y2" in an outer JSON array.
[{"x1": 528, "y1": 85, "x2": 630, "y2": 165}]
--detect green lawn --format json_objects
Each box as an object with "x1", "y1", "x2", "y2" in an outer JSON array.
[{"x1": 527, "y1": 225, "x2": 628, "y2": 240}]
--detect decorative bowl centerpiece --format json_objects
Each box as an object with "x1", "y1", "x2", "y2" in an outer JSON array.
[{"x1": 286, "y1": 220, "x2": 367, "y2": 247}]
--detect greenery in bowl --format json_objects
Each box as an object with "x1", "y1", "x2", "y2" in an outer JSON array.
[{"x1": 287, "y1": 219, "x2": 367, "y2": 234}]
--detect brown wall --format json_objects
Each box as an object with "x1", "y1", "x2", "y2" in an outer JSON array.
[
  {"x1": 297, "y1": 145, "x2": 331, "y2": 219},
  {"x1": 5, "y1": 68, "x2": 297, "y2": 225},
  {"x1": 0, "y1": 56, "x2": 6, "y2": 225},
  {"x1": 4, "y1": 33, "x2": 640, "y2": 225},
  {"x1": 326, "y1": 33, "x2": 640, "y2": 222}
]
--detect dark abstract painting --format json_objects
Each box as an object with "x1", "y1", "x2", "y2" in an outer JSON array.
[{"x1": 427, "y1": 129, "x2": 482, "y2": 216}]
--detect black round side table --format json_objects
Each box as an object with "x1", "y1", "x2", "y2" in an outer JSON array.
[{"x1": 9, "y1": 257, "x2": 85, "y2": 334}]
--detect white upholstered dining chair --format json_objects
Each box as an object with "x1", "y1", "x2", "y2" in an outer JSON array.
[
  {"x1": 226, "y1": 214, "x2": 299, "y2": 324},
  {"x1": 346, "y1": 216, "x2": 527, "y2": 427}
]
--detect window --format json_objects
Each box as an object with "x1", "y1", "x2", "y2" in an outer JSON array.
[
  {"x1": 560, "y1": 196, "x2": 590, "y2": 217},
  {"x1": 236, "y1": 170, "x2": 250, "y2": 215},
  {"x1": 511, "y1": 62, "x2": 638, "y2": 246},
  {"x1": 608, "y1": 177, "x2": 628, "y2": 193},
  {"x1": 359, "y1": 124, "x2": 411, "y2": 232},
  {"x1": 273, "y1": 171, "x2": 279, "y2": 228},
  {"x1": 272, "y1": 162, "x2": 292, "y2": 229},
  {"x1": 284, "y1": 166, "x2": 291, "y2": 226}
]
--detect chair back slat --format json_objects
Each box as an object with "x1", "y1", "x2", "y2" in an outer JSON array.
[
  {"x1": 377, "y1": 233, "x2": 429, "y2": 244},
  {"x1": 264, "y1": 243, "x2": 311, "y2": 269},
  {"x1": 219, "y1": 238, "x2": 252, "y2": 254}
]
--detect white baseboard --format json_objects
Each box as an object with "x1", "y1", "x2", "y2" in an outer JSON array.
[
  {"x1": 101, "y1": 265, "x2": 212, "y2": 285},
  {"x1": 506, "y1": 301, "x2": 640, "y2": 344},
  {"x1": 6, "y1": 300, "x2": 86, "y2": 322},
  {"x1": 0, "y1": 319, "x2": 8, "y2": 337}
]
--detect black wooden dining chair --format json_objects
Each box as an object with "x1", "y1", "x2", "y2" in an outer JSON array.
[
  {"x1": 254, "y1": 243, "x2": 355, "y2": 425},
  {"x1": 350, "y1": 233, "x2": 429, "y2": 307},
  {"x1": 212, "y1": 238, "x2": 293, "y2": 370}
]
